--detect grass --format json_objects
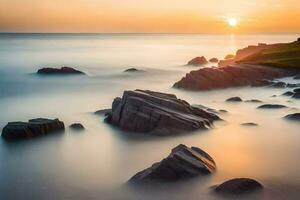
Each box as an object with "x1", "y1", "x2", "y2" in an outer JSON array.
[{"x1": 239, "y1": 41, "x2": 300, "y2": 68}]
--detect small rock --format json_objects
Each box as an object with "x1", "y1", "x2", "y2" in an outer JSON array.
[
  {"x1": 70, "y1": 123, "x2": 85, "y2": 130},
  {"x1": 292, "y1": 92, "x2": 300, "y2": 99},
  {"x1": 241, "y1": 123, "x2": 258, "y2": 126},
  {"x1": 282, "y1": 91, "x2": 294, "y2": 96},
  {"x1": 226, "y1": 97, "x2": 242, "y2": 102},
  {"x1": 187, "y1": 56, "x2": 208, "y2": 66},
  {"x1": 215, "y1": 178, "x2": 263, "y2": 195},
  {"x1": 219, "y1": 109, "x2": 228, "y2": 113},
  {"x1": 270, "y1": 81, "x2": 286, "y2": 88},
  {"x1": 124, "y1": 68, "x2": 142, "y2": 72},
  {"x1": 37, "y1": 67, "x2": 85, "y2": 75},
  {"x1": 209, "y1": 58, "x2": 219, "y2": 63},
  {"x1": 245, "y1": 99, "x2": 262, "y2": 103},
  {"x1": 284, "y1": 113, "x2": 300, "y2": 121},
  {"x1": 94, "y1": 109, "x2": 112, "y2": 115},
  {"x1": 257, "y1": 104, "x2": 287, "y2": 109}
]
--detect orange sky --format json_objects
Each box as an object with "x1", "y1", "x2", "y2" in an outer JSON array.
[{"x1": 0, "y1": 0, "x2": 300, "y2": 33}]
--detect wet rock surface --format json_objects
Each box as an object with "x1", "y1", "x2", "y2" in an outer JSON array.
[
  {"x1": 37, "y1": 66, "x2": 85, "y2": 75},
  {"x1": 1, "y1": 118, "x2": 65, "y2": 140},
  {"x1": 215, "y1": 178, "x2": 263, "y2": 195},
  {"x1": 129, "y1": 144, "x2": 216, "y2": 184},
  {"x1": 105, "y1": 90, "x2": 220, "y2": 135},
  {"x1": 257, "y1": 104, "x2": 287, "y2": 109}
]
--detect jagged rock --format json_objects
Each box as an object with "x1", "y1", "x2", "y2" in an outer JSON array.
[
  {"x1": 284, "y1": 113, "x2": 300, "y2": 121},
  {"x1": 209, "y1": 58, "x2": 219, "y2": 63},
  {"x1": 215, "y1": 178, "x2": 263, "y2": 195},
  {"x1": 129, "y1": 144, "x2": 216, "y2": 183},
  {"x1": 69, "y1": 123, "x2": 85, "y2": 130},
  {"x1": 245, "y1": 99, "x2": 263, "y2": 103},
  {"x1": 1, "y1": 118, "x2": 65, "y2": 140},
  {"x1": 226, "y1": 97, "x2": 242, "y2": 102},
  {"x1": 173, "y1": 64, "x2": 294, "y2": 91},
  {"x1": 187, "y1": 56, "x2": 208, "y2": 66},
  {"x1": 257, "y1": 104, "x2": 287, "y2": 109},
  {"x1": 37, "y1": 67, "x2": 85, "y2": 75},
  {"x1": 124, "y1": 68, "x2": 142, "y2": 72},
  {"x1": 105, "y1": 90, "x2": 220, "y2": 135},
  {"x1": 241, "y1": 123, "x2": 258, "y2": 126},
  {"x1": 282, "y1": 91, "x2": 294, "y2": 96}
]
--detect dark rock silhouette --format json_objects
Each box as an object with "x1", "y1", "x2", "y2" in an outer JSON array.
[
  {"x1": 245, "y1": 99, "x2": 263, "y2": 103},
  {"x1": 37, "y1": 67, "x2": 85, "y2": 75},
  {"x1": 257, "y1": 104, "x2": 287, "y2": 109},
  {"x1": 292, "y1": 92, "x2": 300, "y2": 99},
  {"x1": 95, "y1": 109, "x2": 112, "y2": 115},
  {"x1": 215, "y1": 178, "x2": 263, "y2": 195},
  {"x1": 282, "y1": 91, "x2": 294, "y2": 96},
  {"x1": 226, "y1": 97, "x2": 242, "y2": 102},
  {"x1": 241, "y1": 123, "x2": 258, "y2": 126},
  {"x1": 105, "y1": 90, "x2": 220, "y2": 135},
  {"x1": 284, "y1": 113, "x2": 300, "y2": 121},
  {"x1": 70, "y1": 123, "x2": 85, "y2": 130},
  {"x1": 187, "y1": 56, "x2": 208, "y2": 66},
  {"x1": 209, "y1": 58, "x2": 219, "y2": 63},
  {"x1": 1, "y1": 118, "x2": 65, "y2": 140},
  {"x1": 124, "y1": 68, "x2": 142, "y2": 72},
  {"x1": 270, "y1": 81, "x2": 286, "y2": 88},
  {"x1": 129, "y1": 144, "x2": 216, "y2": 183}
]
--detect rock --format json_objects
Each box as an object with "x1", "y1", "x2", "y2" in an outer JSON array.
[
  {"x1": 282, "y1": 91, "x2": 294, "y2": 96},
  {"x1": 215, "y1": 178, "x2": 263, "y2": 195},
  {"x1": 270, "y1": 81, "x2": 286, "y2": 88},
  {"x1": 257, "y1": 104, "x2": 287, "y2": 109},
  {"x1": 37, "y1": 67, "x2": 85, "y2": 75},
  {"x1": 226, "y1": 97, "x2": 242, "y2": 102},
  {"x1": 105, "y1": 90, "x2": 220, "y2": 135},
  {"x1": 173, "y1": 64, "x2": 294, "y2": 91},
  {"x1": 241, "y1": 123, "x2": 258, "y2": 126},
  {"x1": 293, "y1": 75, "x2": 300, "y2": 80},
  {"x1": 209, "y1": 58, "x2": 219, "y2": 63},
  {"x1": 271, "y1": 95, "x2": 277, "y2": 97},
  {"x1": 129, "y1": 144, "x2": 216, "y2": 184},
  {"x1": 224, "y1": 54, "x2": 235, "y2": 59},
  {"x1": 287, "y1": 83, "x2": 300, "y2": 88},
  {"x1": 124, "y1": 68, "x2": 142, "y2": 72},
  {"x1": 1, "y1": 118, "x2": 65, "y2": 140},
  {"x1": 94, "y1": 109, "x2": 112, "y2": 115},
  {"x1": 293, "y1": 88, "x2": 300, "y2": 93},
  {"x1": 187, "y1": 56, "x2": 208, "y2": 66},
  {"x1": 284, "y1": 113, "x2": 300, "y2": 121},
  {"x1": 219, "y1": 109, "x2": 228, "y2": 113},
  {"x1": 69, "y1": 123, "x2": 85, "y2": 130},
  {"x1": 292, "y1": 92, "x2": 300, "y2": 99},
  {"x1": 245, "y1": 99, "x2": 263, "y2": 103}
]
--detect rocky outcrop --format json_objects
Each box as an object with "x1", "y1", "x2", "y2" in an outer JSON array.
[
  {"x1": 187, "y1": 56, "x2": 208, "y2": 66},
  {"x1": 174, "y1": 64, "x2": 297, "y2": 91},
  {"x1": 226, "y1": 97, "x2": 242, "y2": 102},
  {"x1": 105, "y1": 90, "x2": 220, "y2": 135},
  {"x1": 257, "y1": 104, "x2": 287, "y2": 109},
  {"x1": 284, "y1": 113, "x2": 300, "y2": 121},
  {"x1": 1, "y1": 118, "x2": 65, "y2": 140},
  {"x1": 214, "y1": 178, "x2": 263, "y2": 195},
  {"x1": 129, "y1": 144, "x2": 216, "y2": 184},
  {"x1": 37, "y1": 67, "x2": 85, "y2": 75},
  {"x1": 209, "y1": 58, "x2": 219, "y2": 63},
  {"x1": 70, "y1": 123, "x2": 85, "y2": 130}
]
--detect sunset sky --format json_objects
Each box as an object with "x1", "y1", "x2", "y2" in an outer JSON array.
[{"x1": 1, "y1": 0, "x2": 300, "y2": 33}]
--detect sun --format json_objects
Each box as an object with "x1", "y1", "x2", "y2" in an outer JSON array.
[{"x1": 227, "y1": 17, "x2": 238, "y2": 27}]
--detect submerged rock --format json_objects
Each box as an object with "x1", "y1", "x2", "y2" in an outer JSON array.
[
  {"x1": 257, "y1": 104, "x2": 287, "y2": 109},
  {"x1": 69, "y1": 123, "x2": 85, "y2": 130},
  {"x1": 129, "y1": 144, "x2": 216, "y2": 184},
  {"x1": 215, "y1": 178, "x2": 263, "y2": 195},
  {"x1": 187, "y1": 56, "x2": 208, "y2": 66},
  {"x1": 219, "y1": 109, "x2": 228, "y2": 113},
  {"x1": 226, "y1": 97, "x2": 242, "y2": 102},
  {"x1": 245, "y1": 99, "x2": 263, "y2": 103},
  {"x1": 270, "y1": 81, "x2": 286, "y2": 88},
  {"x1": 292, "y1": 92, "x2": 300, "y2": 99},
  {"x1": 209, "y1": 58, "x2": 219, "y2": 63},
  {"x1": 282, "y1": 91, "x2": 294, "y2": 96},
  {"x1": 284, "y1": 113, "x2": 300, "y2": 121},
  {"x1": 1, "y1": 118, "x2": 65, "y2": 140},
  {"x1": 241, "y1": 123, "x2": 258, "y2": 126},
  {"x1": 124, "y1": 68, "x2": 142, "y2": 72},
  {"x1": 105, "y1": 90, "x2": 220, "y2": 135},
  {"x1": 37, "y1": 67, "x2": 85, "y2": 75}
]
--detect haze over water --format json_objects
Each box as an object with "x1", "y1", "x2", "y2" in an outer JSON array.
[{"x1": 1, "y1": 33, "x2": 300, "y2": 200}]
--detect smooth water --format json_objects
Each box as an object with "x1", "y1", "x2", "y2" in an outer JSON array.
[{"x1": 0, "y1": 33, "x2": 300, "y2": 200}]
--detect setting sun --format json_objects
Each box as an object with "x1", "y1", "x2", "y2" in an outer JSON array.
[{"x1": 228, "y1": 17, "x2": 238, "y2": 27}]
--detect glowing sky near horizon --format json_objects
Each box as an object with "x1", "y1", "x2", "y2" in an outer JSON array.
[{"x1": 0, "y1": 0, "x2": 300, "y2": 33}]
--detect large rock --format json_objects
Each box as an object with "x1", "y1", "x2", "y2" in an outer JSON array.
[
  {"x1": 284, "y1": 113, "x2": 300, "y2": 121},
  {"x1": 215, "y1": 178, "x2": 263, "y2": 195},
  {"x1": 174, "y1": 64, "x2": 297, "y2": 91},
  {"x1": 129, "y1": 144, "x2": 216, "y2": 184},
  {"x1": 37, "y1": 67, "x2": 85, "y2": 75},
  {"x1": 1, "y1": 118, "x2": 65, "y2": 140},
  {"x1": 105, "y1": 90, "x2": 220, "y2": 135},
  {"x1": 187, "y1": 56, "x2": 208, "y2": 66}
]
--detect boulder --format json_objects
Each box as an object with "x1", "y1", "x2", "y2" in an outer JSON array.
[
  {"x1": 37, "y1": 66, "x2": 85, "y2": 75},
  {"x1": 105, "y1": 90, "x2": 220, "y2": 135},
  {"x1": 209, "y1": 58, "x2": 219, "y2": 63},
  {"x1": 129, "y1": 144, "x2": 216, "y2": 184},
  {"x1": 284, "y1": 113, "x2": 300, "y2": 121},
  {"x1": 226, "y1": 97, "x2": 242, "y2": 102},
  {"x1": 241, "y1": 123, "x2": 258, "y2": 126},
  {"x1": 282, "y1": 91, "x2": 294, "y2": 96},
  {"x1": 1, "y1": 118, "x2": 65, "y2": 140},
  {"x1": 214, "y1": 178, "x2": 263, "y2": 195},
  {"x1": 187, "y1": 56, "x2": 208, "y2": 66},
  {"x1": 69, "y1": 123, "x2": 85, "y2": 130},
  {"x1": 257, "y1": 104, "x2": 287, "y2": 109},
  {"x1": 173, "y1": 64, "x2": 295, "y2": 91}
]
